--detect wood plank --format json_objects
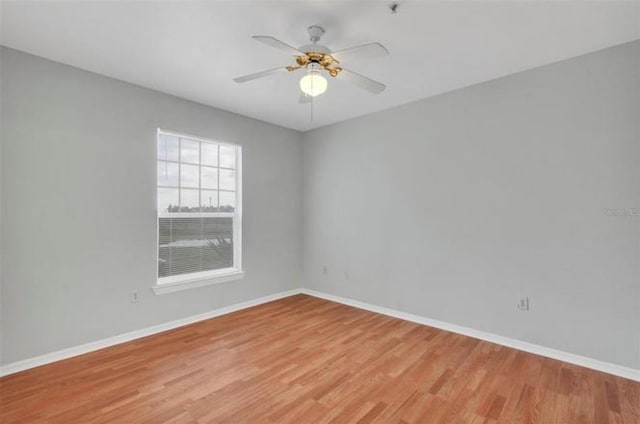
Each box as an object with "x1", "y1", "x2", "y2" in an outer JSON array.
[{"x1": 0, "y1": 295, "x2": 638, "y2": 423}]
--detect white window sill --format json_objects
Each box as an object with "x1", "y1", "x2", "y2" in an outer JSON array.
[{"x1": 153, "y1": 269, "x2": 245, "y2": 295}]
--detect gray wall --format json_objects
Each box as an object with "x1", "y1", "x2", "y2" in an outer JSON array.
[
  {"x1": 0, "y1": 47, "x2": 303, "y2": 364},
  {"x1": 302, "y1": 41, "x2": 640, "y2": 369},
  {"x1": 0, "y1": 48, "x2": 4, "y2": 364}
]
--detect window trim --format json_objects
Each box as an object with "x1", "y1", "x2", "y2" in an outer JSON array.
[
  {"x1": 152, "y1": 269, "x2": 245, "y2": 295},
  {"x1": 153, "y1": 129, "x2": 243, "y2": 295}
]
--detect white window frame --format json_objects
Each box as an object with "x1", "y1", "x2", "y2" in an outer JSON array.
[{"x1": 153, "y1": 129, "x2": 244, "y2": 295}]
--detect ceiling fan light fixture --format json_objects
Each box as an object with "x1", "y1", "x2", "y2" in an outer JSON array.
[{"x1": 299, "y1": 70, "x2": 327, "y2": 97}]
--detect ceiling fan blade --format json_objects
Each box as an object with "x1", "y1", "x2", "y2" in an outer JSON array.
[
  {"x1": 252, "y1": 36, "x2": 304, "y2": 56},
  {"x1": 233, "y1": 67, "x2": 287, "y2": 83},
  {"x1": 335, "y1": 68, "x2": 386, "y2": 94},
  {"x1": 299, "y1": 93, "x2": 312, "y2": 104},
  {"x1": 330, "y1": 42, "x2": 389, "y2": 62}
]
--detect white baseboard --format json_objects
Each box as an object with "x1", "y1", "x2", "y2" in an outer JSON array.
[
  {"x1": 300, "y1": 288, "x2": 640, "y2": 382},
  {"x1": 0, "y1": 289, "x2": 302, "y2": 377},
  {"x1": 2, "y1": 287, "x2": 638, "y2": 382}
]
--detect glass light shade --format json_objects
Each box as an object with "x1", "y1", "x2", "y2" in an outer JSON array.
[{"x1": 299, "y1": 71, "x2": 328, "y2": 97}]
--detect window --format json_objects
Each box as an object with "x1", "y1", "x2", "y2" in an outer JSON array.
[{"x1": 154, "y1": 129, "x2": 243, "y2": 294}]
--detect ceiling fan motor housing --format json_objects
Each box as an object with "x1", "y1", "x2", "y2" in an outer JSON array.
[{"x1": 299, "y1": 44, "x2": 331, "y2": 54}]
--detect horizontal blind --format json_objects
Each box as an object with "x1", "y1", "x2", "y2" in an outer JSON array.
[{"x1": 158, "y1": 216, "x2": 234, "y2": 278}]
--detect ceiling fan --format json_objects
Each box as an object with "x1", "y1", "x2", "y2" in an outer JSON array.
[{"x1": 233, "y1": 26, "x2": 388, "y2": 102}]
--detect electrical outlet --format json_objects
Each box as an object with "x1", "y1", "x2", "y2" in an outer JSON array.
[
  {"x1": 130, "y1": 290, "x2": 140, "y2": 304},
  {"x1": 517, "y1": 297, "x2": 529, "y2": 311}
]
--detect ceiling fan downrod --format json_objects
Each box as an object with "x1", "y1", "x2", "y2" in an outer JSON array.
[{"x1": 307, "y1": 25, "x2": 325, "y2": 44}]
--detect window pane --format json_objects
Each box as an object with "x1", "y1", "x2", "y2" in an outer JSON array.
[
  {"x1": 202, "y1": 142, "x2": 218, "y2": 167},
  {"x1": 202, "y1": 217, "x2": 234, "y2": 270},
  {"x1": 180, "y1": 138, "x2": 200, "y2": 164},
  {"x1": 180, "y1": 164, "x2": 199, "y2": 188},
  {"x1": 201, "y1": 190, "x2": 218, "y2": 211},
  {"x1": 158, "y1": 187, "x2": 179, "y2": 213},
  {"x1": 201, "y1": 166, "x2": 218, "y2": 189},
  {"x1": 220, "y1": 145, "x2": 236, "y2": 169},
  {"x1": 157, "y1": 161, "x2": 179, "y2": 187},
  {"x1": 219, "y1": 169, "x2": 235, "y2": 191},
  {"x1": 162, "y1": 217, "x2": 203, "y2": 276},
  {"x1": 158, "y1": 217, "x2": 171, "y2": 277},
  {"x1": 180, "y1": 188, "x2": 200, "y2": 212},
  {"x1": 158, "y1": 134, "x2": 179, "y2": 161},
  {"x1": 219, "y1": 191, "x2": 235, "y2": 212}
]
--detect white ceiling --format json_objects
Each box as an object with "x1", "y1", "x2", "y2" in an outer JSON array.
[{"x1": 1, "y1": 1, "x2": 638, "y2": 132}]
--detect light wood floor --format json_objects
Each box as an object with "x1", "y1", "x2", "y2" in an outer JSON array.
[{"x1": 1, "y1": 295, "x2": 638, "y2": 423}]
